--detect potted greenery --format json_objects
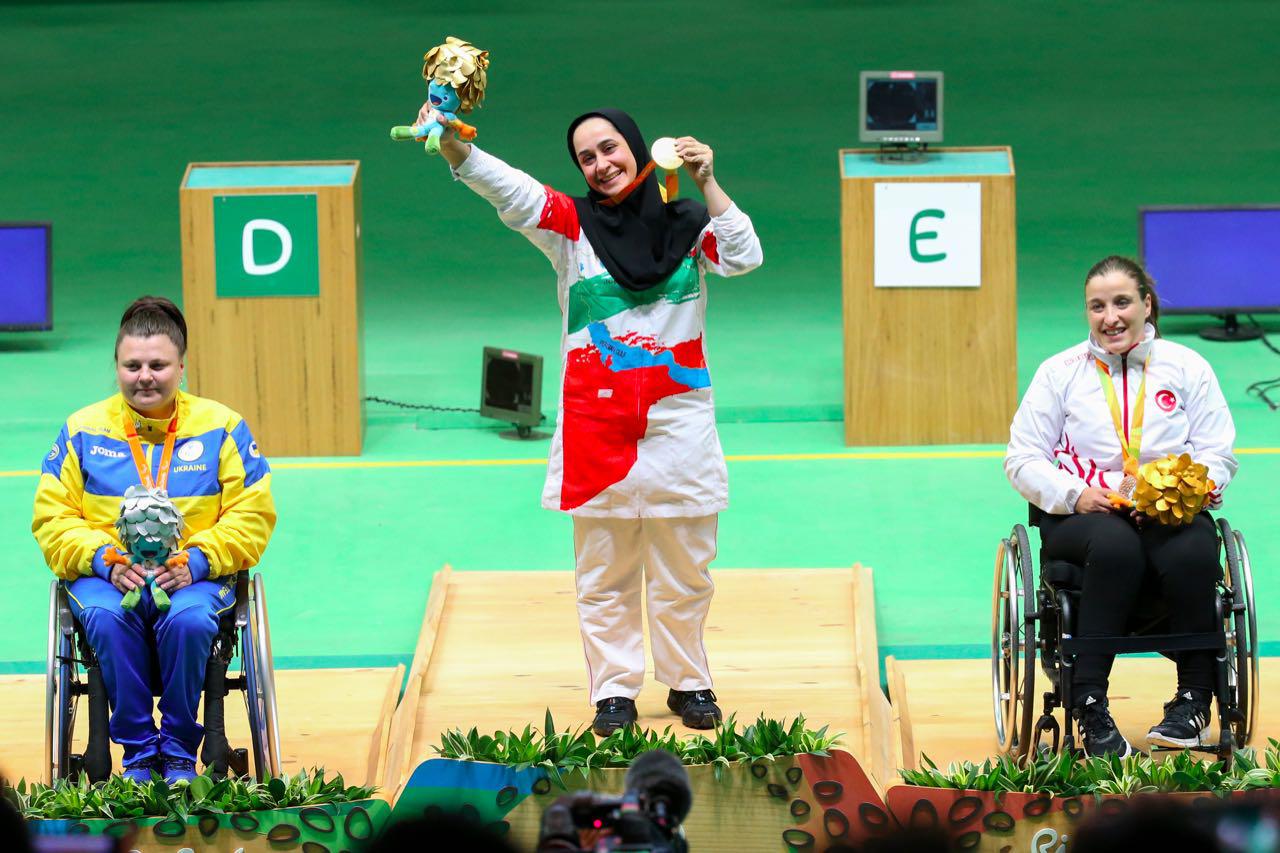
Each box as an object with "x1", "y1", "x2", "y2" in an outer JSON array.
[
  {"x1": 891, "y1": 742, "x2": 1280, "y2": 850},
  {"x1": 389, "y1": 711, "x2": 891, "y2": 851},
  {"x1": 5, "y1": 768, "x2": 385, "y2": 852}
]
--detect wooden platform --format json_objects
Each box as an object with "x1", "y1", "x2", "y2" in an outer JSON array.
[
  {"x1": 896, "y1": 657, "x2": 1276, "y2": 769},
  {"x1": 0, "y1": 667, "x2": 397, "y2": 786},
  {"x1": 377, "y1": 567, "x2": 899, "y2": 797}
]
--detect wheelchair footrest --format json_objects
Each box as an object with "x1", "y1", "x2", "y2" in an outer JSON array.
[{"x1": 1060, "y1": 631, "x2": 1225, "y2": 656}]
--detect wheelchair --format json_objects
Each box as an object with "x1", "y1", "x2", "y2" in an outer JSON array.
[
  {"x1": 44, "y1": 570, "x2": 282, "y2": 783},
  {"x1": 992, "y1": 509, "x2": 1258, "y2": 764}
]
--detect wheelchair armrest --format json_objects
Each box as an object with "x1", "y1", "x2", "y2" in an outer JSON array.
[
  {"x1": 233, "y1": 571, "x2": 251, "y2": 629},
  {"x1": 57, "y1": 592, "x2": 76, "y2": 637}
]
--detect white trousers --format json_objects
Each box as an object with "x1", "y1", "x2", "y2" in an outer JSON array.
[{"x1": 572, "y1": 515, "x2": 718, "y2": 705}]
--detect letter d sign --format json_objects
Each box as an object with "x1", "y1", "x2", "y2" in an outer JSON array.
[{"x1": 214, "y1": 193, "x2": 320, "y2": 297}]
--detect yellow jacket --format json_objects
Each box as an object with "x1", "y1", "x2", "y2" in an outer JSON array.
[{"x1": 33, "y1": 391, "x2": 277, "y2": 581}]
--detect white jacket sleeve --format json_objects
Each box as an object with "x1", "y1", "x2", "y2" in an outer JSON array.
[
  {"x1": 698, "y1": 203, "x2": 763, "y2": 277},
  {"x1": 1184, "y1": 358, "x2": 1237, "y2": 506},
  {"x1": 453, "y1": 145, "x2": 568, "y2": 272},
  {"x1": 1005, "y1": 363, "x2": 1086, "y2": 515}
]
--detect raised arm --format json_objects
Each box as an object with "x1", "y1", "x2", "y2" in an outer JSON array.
[{"x1": 675, "y1": 137, "x2": 763, "y2": 277}]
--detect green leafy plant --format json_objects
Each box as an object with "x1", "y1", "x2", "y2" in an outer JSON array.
[
  {"x1": 901, "y1": 740, "x2": 1280, "y2": 797},
  {"x1": 432, "y1": 711, "x2": 842, "y2": 784},
  {"x1": 3, "y1": 768, "x2": 375, "y2": 821}
]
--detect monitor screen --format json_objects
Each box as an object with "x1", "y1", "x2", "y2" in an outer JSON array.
[
  {"x1": 480, "y1": 346, "x2": 543, "y2": 427},
  {"x1": 0, "y1": 223, "x2": 52, "y2": 330},
  {"x1": 859, "y1": 71, "x2": 943, "y2": 143},
  {"x1": 1139, "y1": 207, "x2": 1280, "y2": 314}
]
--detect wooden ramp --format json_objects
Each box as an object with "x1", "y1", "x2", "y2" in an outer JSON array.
[
  {"x1": 0, "y1": 667, "x2": 398, "y2": 786},
  {"x1": 895, "y1": 656, "x2": 1277, "y2": 768},
  {"x1": 379, "y1": 566, "x2": 900, "y2": 797}
]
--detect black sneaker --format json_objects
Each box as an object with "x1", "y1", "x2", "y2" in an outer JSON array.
[
  {"x1": 592, "y1": 697, "x2": 637, "y2": 737},
  {"x1": 1076, "y1": 695, "x2": 1134, "y2": 758},
  {"x1": 1147, "y1": 690, "x2": 1212, "y2": 749},
  {"x1": 666, "y1": 689, "x2": 722, "y2": 729}
]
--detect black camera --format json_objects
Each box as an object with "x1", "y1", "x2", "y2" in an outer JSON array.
[{"x1": 535, "y1": 750, "x2": 691, "y2": 852}]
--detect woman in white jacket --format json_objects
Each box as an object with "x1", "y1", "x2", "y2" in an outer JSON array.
[
  {"x1": 1005, "y1": 255, "x2": 1237, "y2": 757},
  {"x1": 433, "y1": 108, "x2": 763, "y2": 737}
]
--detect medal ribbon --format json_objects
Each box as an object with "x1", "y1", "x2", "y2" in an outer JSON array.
[
  {"x1": 1094, "y1": 354, "x2": 1149, "y2": 465},
  {"x1": 123, "y1": 412, "x2": 178, "y2": 492}
]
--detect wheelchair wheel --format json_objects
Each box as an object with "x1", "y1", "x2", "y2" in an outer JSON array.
[
  {"x1": 1220, "y1": 519, "x2": 1259, "y2": 746},
  {"x1": 44, "y1": 581, "x2": 80, "y2": 783},
  {"x1": 241, "y1": 573, "x2": 281, "y2": 781},
  {"x1": 992, "y1": 525, "x2": 1036, "y2": 758}
]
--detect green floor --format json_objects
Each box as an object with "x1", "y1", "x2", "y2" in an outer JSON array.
[{"x1": 1, "y1": 1, "x2": 1277, "y2": 673}]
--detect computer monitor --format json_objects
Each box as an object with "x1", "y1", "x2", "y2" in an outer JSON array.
[
  {"x1": 480, "y1": 346, "x2": 545, "y2": 438},
  {"x1": 1139, "y1": 206, "x2": 1280, "y2": 341},
  {"x1": 0, "y1": 222, "x2": 53, "y2": 331},
  {"x1": 859, "y1": 71, "x2": 943, "y2": 144}
]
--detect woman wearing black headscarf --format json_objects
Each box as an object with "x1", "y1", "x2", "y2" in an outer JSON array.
[{"x1": 438, "y1": 108, "x2": 763, "y2": 736}]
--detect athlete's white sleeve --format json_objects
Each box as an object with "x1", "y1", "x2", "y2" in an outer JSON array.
[
  {"x1": 1005, "y1": 362, "x2": 1086, "y2": 515},
  {"x1": 699, "y1": 203, "x2": 763, "y2": 277},
  {"x1": 1184, "y1": 356, "x2": 1237, "y2": 506},
  {"x1": 453, "y1": 145, "x2": 569, "y2": 272}
]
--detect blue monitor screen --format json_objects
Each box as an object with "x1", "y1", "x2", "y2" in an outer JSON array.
[
  {"x1": 865, "y1": 79, "x2": 939, "y2": 131},
  {"x1": 1140, "y1": 208, "x2": 1280, "y2": 314},
  {"x1": 0, "y1": 224, "x2": 52, "y2": 330}
]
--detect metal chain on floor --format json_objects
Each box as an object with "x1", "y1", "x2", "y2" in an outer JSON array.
[{"x1": 362, "y1": 396, "x2": 480, "y2": 414}]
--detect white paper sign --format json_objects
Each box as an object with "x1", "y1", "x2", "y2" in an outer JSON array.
[{"x1": 873, "y1": 182, "x2": 982, "y2": 287}]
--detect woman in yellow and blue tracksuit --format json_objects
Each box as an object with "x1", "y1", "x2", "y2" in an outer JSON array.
[{"x1": 32, "y1": 297, "x2": 276, "y2": 783}]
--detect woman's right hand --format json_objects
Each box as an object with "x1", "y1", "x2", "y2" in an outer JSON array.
[
  {"x1": 1074, "y1": 487, "x2": 1116, "y2": 514},
  {"x1": 111, "y1": 562, "x2": 148, "y2": 595}
]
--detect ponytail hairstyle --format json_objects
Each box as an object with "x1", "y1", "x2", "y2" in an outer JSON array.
[
  {"x1": 1085, "y1": 255, "x2": 1160, "y2": 335},
  {"x1": 115, "y1": 296, "x2": 188, "y2": 358}
]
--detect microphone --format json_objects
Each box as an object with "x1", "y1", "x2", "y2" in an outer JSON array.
[{"x1": 624, "y1": 750, "x2": 692, "y2": 827}]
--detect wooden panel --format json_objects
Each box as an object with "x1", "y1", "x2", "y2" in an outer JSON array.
[
  {"x1": 852, "y1": 564, "x2": 893, "y2": 792},
  {"x1": 885, "y1": 655, "x2": 916, "y2": 772},
  {"x1": 398, "y1": 569, "x2": 867, "y2": 780},
  {"x1": 0, "y1": 668, "x2": 394, "y2": 785},
  {"x1": 897, "y1": 656, "x2": 1280, "y2": 769},
  {"x1": 840, "y1": 146, "x2": 1017, "y2": 446},
  {"x1": 365, "y1": 663, "x2": 405, "y2": 788},
  {"x1": 180, "y1": 161, "x2": 362, "y2": 457}
]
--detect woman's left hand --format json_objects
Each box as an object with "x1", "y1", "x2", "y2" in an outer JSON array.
[
  {"x1": 154, "y1": 552, "x2": 194, "y2": 592},
  {"x1": 674, "y1": 137, "x2": 714, "y2": 186}
]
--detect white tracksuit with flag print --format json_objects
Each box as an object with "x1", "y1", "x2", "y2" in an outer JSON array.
[
  {"x1": 1005, "y1": 325, "x2": 1237, "y2": 516},
  {"x1": 453, "y1": 145, "x2": 763, "y2": 702}
]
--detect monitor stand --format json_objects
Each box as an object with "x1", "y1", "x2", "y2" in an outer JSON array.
[
  {"x1": 1199, "y1": 313, "x2": 1263, "y2": 342},
  {"x1": 876, "y1": 143, "x2": 929, "y2": 163},
  {"x1": 499, "y1": 424, "x2": 550, "y2": 440}
]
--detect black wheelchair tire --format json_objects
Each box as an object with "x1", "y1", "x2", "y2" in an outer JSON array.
[
  {"x1": 241, "y1": 620, "x2": 269, "y2": 781},
  {"x1": 57, "y1": 630, "x2": 77, "y2": 780},
  {"x1": 1013, "y1": 525, "x2": 1037, "y2": 760},
  {"x1": 1219, "y1": 519, "x2": 1257, "y2": 746},
  {"x1": 992, "y1": 527, "x2": 1037, "y2": 759}
]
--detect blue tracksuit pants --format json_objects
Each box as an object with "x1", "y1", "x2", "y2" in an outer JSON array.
[{"x1": 65, "y1": 575, "x2": 235, "y2": 767}]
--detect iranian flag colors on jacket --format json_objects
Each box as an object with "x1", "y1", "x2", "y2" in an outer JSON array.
[{"x1": 455, "y1": 146, "x2": 763, "y2": 517}]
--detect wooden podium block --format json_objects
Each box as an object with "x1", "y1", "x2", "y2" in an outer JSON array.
[
  {"x1": 179, "y1": 161, "x2": 363, "y2": 457},
  {"x1": 839, "y1": 147, "x2": 1017, "y2": 446}
]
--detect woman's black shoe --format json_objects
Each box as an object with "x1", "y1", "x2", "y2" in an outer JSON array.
[
  {"x1": 666, "y1": 689, "x2": 722, "y2": 729},
  {"x1": 592, "y1": 697, "x2": 638, "y2": 737}
]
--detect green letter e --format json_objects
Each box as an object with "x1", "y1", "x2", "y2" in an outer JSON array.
[{"x1": 909, "y1": 209, "x2": 947, "y2": 263}]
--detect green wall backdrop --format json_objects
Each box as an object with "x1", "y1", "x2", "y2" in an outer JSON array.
[{"x1": 1, "y1": 0, "x2": 1277, "y2": 674}]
